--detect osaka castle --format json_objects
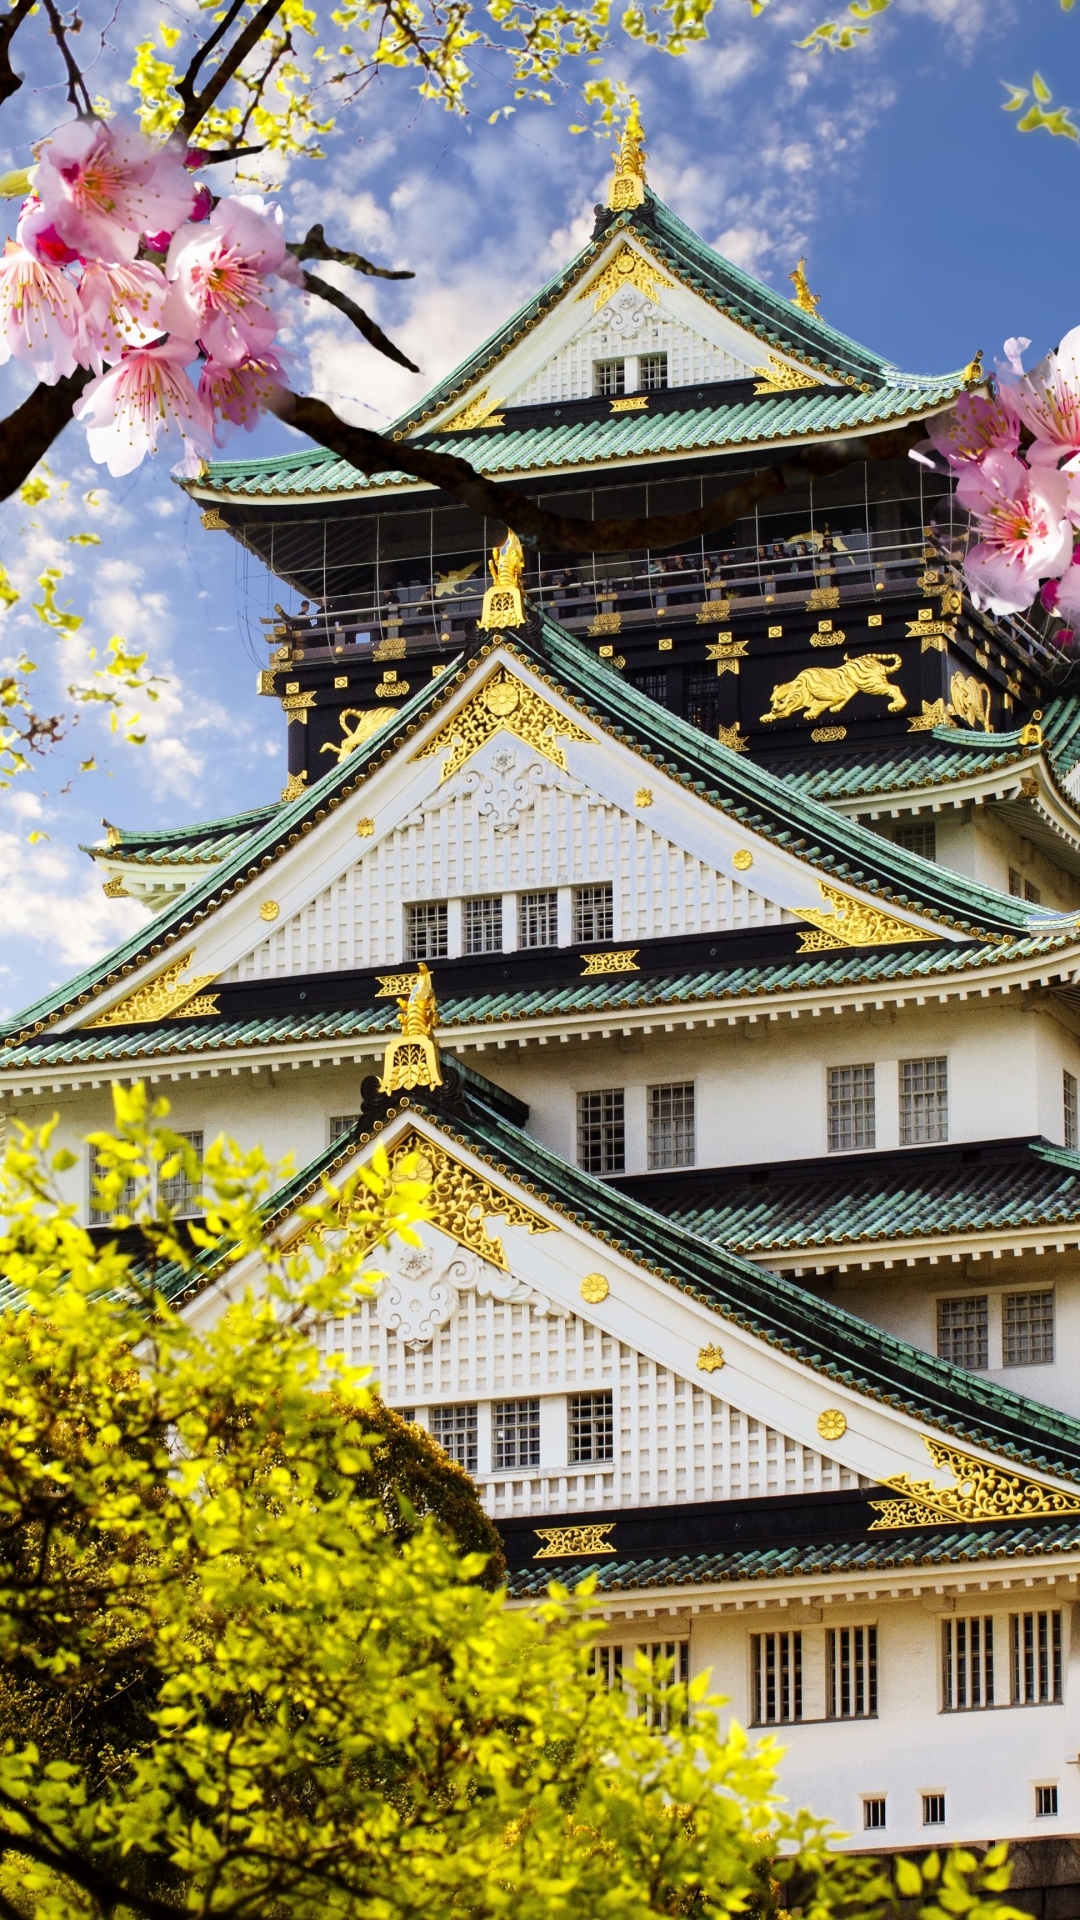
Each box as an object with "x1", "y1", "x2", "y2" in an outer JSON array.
[{"x1": 13, "y1": 122, "x2": 1080, "y2": 1887}]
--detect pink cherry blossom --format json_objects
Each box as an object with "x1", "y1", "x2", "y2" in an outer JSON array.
[
  {"x1": 957, "y1": 450, "x2": 1076, "y2": 615},
  {"x1": 1012, "y1": 325, "x2": 1080, "y2": 464},
  {"x1": 926, "y1": 391, "x2": 1020, "y2": 471},
  {"x1": 199, "y1": 349, "x2": 283, "y2": 433},
  {"x1": 17, "y1": 195, "x2": 80, "y2": 266},
  {"x1": 77, "y1": 259, "x2": 168, "y2": 368},
  {"x1": 0, "y1": 241, "x2": 82, "y2": 382},
  {"x1": 1002, "y1": 336, "x2": 1031, "y2": 377},
  {"x1": 74, "y1": 336, "x2": 213, "y2": 476},
  {"x1": 35, "y1": 118, "x2": 194, "y2": 265},
  {"x1": 164, "y1": 195, "x2": 297, "y2": 366}
]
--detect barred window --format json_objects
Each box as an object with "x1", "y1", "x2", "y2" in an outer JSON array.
[
  {"x1": 330, "y1": 1114, "x2": 359, "y2": 1143},
  {"x1": 900, "y1": 1056, "x2": 948, "y2": 1144},
  {"x1": 464, "y1": 893, "x2": 502, "y2": 955},
  {"x1": 430, "y1": 1403, "x2": 478, "y2": 1474},
  {"x1": 894, "y1": 820, "x2": 936, "y2": 860},
  {"x1": 88, "y1": 1144, "x2": 137, "y2": 1225},
  {"x1": 1066, "y1": 1070, "x2": 1077, "y2": 1150},
  {"x1": 518, "y1": 889, "x2": 558, "y2": 949},
  {"x1": 159, "y1": 1130, "x2": 204, "y2": 1218},
  {"x1": 1037, "y1": 1785, "x2": 1059, "y2": 1818},
  {"x1": 1026, "y1": 879, "x2": 1042, "y2": 904},
  {"x1": 629, "y1": 671, "x2": 671, "y2": 706},
  {"x1": 577, "y1": 1088, "x2": 625, "y2": 1174},
  {"x1": 685, "y1": 668, "x2": 721, "y2": 735},
  {"x1": 827, "y1": 1064, "x2": 875, "y2": 1152},
  {"x1": 1003, "y1": 1290, "x2": 1054, "y2": 1366},
  {"x1": 923, "y1": 1794, "x2": 946, "y2": 1826},
  {"x1": 937, "y1": 1294, "x2": 988, "y2": 1370},
  {"x1": 827, "y1": 1625, "x2": 877, "y2": 1719},
  {"x1": 405, "y1": 899, "x2": 448, "y2": 960},
  {"x1": 1011, "y1": 1611, "x2": 1062, "y2": 1705},
  {"x1": 569, "y1": 1390, "x2": 613, "y2": 1463},
  {"x1": 639, "y1": 352, "x2": 668, "y2": 391},
  {"x1": 594, "y1": 1643, "x2": 624, "y2": 1688},
  {"x1": 942, "y1": 1616, "x2": 995, "y2": 1710},
  {"x1": 751, "y1": 1631, "x2": 802, "y2": 1725},
  {"x1": 648, "y1": 1082, "x2": 695, "y2": 1169},
  {"x1": 595, "y1": 1641, "x2": 689, "y2": 1727},
  {"x1": 492, "y1": 1398, "x2": 540, "y2": 1470},
  {"x1": 594, "y1": 358, "x2": 625, "y2": 396},
  {"x1": 1009, "y1": 867, "x2": 1023, "y2": 897},
  {"x1": 573, "y1": 883, "x2": 613, "y2": 944},
  {"x1": 863, "y1": 1799, "x2": 886, "y2": 1831}
]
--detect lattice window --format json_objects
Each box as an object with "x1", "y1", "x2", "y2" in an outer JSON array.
[
  {"x1": 594, "y1": 358, "x2": 625, "y2": 396},
  {"x1": 942, "y1": 1616, "x2": 995, "y2": 1710},
  {"x1": 464, "y1": 893, "x2": 502, "y2": 954},
  {"x1": 827, "y1": 1064, "x2": 875, "y2": 1152},
  {"x1": 330, "y1": 1114, "x2": 359, "y2": 1144},
  {"x1": 405, "y1": 899, "x2": 448, "y2": 959},
  {"x1": 751, "y1": 1631, "x2": 802, "y2": 1725},
  {"x1": 430, "y1": 1403, "x2": 477, "y2": 1473},
  {"x1": 648, "y1": 1082, "x2": 695, "y2": 1169},
  {"x1": 685, "y1": 668, "x2": 721, "y2": 735},
  {"x1": 572, "y1": 883, "x2": 613, "y2": 944},
  {"x1": 518, "y1": 889, "x2": 558, "y2": 948},
  {"x1": 570, "y1": 1390, "x2": 613, "y2": 1463},
  {"x1": 639, "y1": 352, "x2": 668, "y2": 390},
  {"x1": 577, "y1": 1089, "x2": 625, "y2": 1173},
  {"x1": 893, "y1": 820, "x2": 936, "y2": 860},
  {"x1": 492, "y1": 1398, "x2": 540, "y2": 1470},
  {"x1": 1011, "y1": 1611, "x2": 1062, "y2": 1704},
  {"x1": 827, "y1": 1626, "x2": 877, "y2": 1719},
  {"x1": 937, "y1": 1295, "x2": 988, "y2": 1371},
  {"x1": 1066, "y1": 1070, "x2": 1077, "y2": 1150},
  {"x1": 1003, "y1": 1290, "x2": 1054, "y2": 1366},
  {"x1": 158, "y1": 1130, "x2": 203, "y2": 1218},
  {"x1": 900, "y1": 1055, "x2": 948, "y2": 1144},
  {"x1": 88, "y1": 1144, "x2": 137, "y2": 1225},
  {"x1": 629, "y1": 670, "x2": 670, "y2": 706}
]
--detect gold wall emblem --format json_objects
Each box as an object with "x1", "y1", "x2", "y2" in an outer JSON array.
[
  {"x1": 259, "y1": 901, "x2": 280, "y2": 923},
  {"x1": 578, "y1": 243, "x2": 671, "y2": 314},
  {"x1": 378, "y1": 961, "x2": 443, "y2": 1095},
  {"x1": 634, "y1": 787, "x2": 653, "y2": 807},
  {"x1": 869, "y1": 1436, "x2": 1080, "y2": 1531},
  {"x1": 581, "y1": 949, "x2": 639, "y2": 976},
  {"x1": 349, "y1": 1126, "x2": 553, "y2": 1272},
  {"x1": 282, "y1": 690, "x2": 317, "y2": 726},
  {"x1": 817, "y1": 1409, "x2": 847, "y2": 1441},
  {"x1": 535, "y1": 1523, "x2": 616, "y2": 1559},
  {"x1": 581, "y1": 1272, "x2": 610, "y2": 1303},
  {"x1": 413, "y1": 668, "x2": 592, "y2": 782},
  {"x1": 761, "y1": 653, "x2": 906, "y2": 725},
  {"x1": 908, "y1": 699, "x2": 954, "y2": 733},
  {"x1": 796, "y1": 880, "x2": 936, "y2": 952},
  {"x1": 732, "y1": 849, "x2": 753, "y2": 871},
  {"x1": 697, "y1": 1344, "x2": 725, "y2": 1373},
  {"x1": 280, "y1": 770, "x2": 307, "y2": 802},
  {"x1": 357, "y1": 818, "x2": 375, "y2": 836},
  {"x1": 610, "y1": 394, "x2": 648, "y2": 413},
  {"x1": 84, "y1": 955, "x2": 219, "y2": 1028},
  {"x1": 319, "y1": 707, "x2": 391, "y2": 764},
  {"x1": 479, "y1": 529, "x2": 526, "y2": 631},
  {"x1": 697, "y1": 598, "x2": 732, "y2": 623},
  {"x1": 717, "y1": 723, "x2": 749, "y2": 753}
]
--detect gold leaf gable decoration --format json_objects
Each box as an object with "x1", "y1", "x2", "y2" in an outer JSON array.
[
  {"x1": 412, "y1": 668, "x2": 592, "y2": 782},
  {"x1": 437, "y1": 388, "x2": 505, "y2": 432},
  {"x1": 577, "y1": 244, "x2": 671, "y2": 315},
  {"x1": 869, "y1": 1436, "x2": 1080, "y2": 1531},
  {"x1": 84, "y1": 955, "x2": 219, "y2": 1027},
  {"x1": 345, "y1": 1129, "x2": 554, "y2": 1272},
  {"x1": 753, "y1": 354, "x2": 819, "y2": 395},
  {"x1": 796, "y1": 880, "x2": 937, "y2": 953}
]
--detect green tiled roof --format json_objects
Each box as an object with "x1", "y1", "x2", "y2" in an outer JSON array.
[
  {"x1": 776, "y1": 729, "x2": 1036, "y2": 803},
  {"x1": 6, "y1": 934, "x2": 1080, "y2": 1070},
  {"x1": 1042, "y1": 693, "x2": 1080, "y2": 782},
  {"x1": 504, "y1": 1520, "x2": 1080, "y2": 1596},
  {"x1": 3, "y1": 619, "x2": 1060, "y2": 1046},
  {"x1": 615, "y1": 1138, "x2": 1080, "y2": 1258},
  {"x1": 85, "y1": 802, "x2": 279, "y2": 868}
]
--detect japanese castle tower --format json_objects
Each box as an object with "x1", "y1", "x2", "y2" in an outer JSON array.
[{"x1": 12, "y1": 128, "x2": 1080, "y2": 1892}]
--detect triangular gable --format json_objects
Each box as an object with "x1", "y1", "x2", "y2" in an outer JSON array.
[{"x1": 177, "y1": 1085, "x2": 1080, "y2": 1523}]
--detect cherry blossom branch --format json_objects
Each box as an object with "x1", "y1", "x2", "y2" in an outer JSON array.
[
  {"x1": 40, "y1": 0, "x2": 95, "y2": 119},
  {"x1": 301, "y1": 271, "x2": 420, "y2": 373},
  {"x1": 176, "y1": 0, "x2": 290, "y2": 139},
  {"x1": 0, "y1": 0, "x2": 35, "y2": 109},
  {"x1": 0, "y1": 373, "x2": 91, "y2": 500},
  {"x1": 288, "y1": 224, "x2": 415, "y2": 282}
]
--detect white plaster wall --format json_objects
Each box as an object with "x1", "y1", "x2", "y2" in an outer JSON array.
[{"x1": 933, "y1": 810, "x2": 1079, "y2": 914}]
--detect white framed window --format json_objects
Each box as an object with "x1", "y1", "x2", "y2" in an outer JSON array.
[
  {"x1": 751, "y1": 1631, "x2": 802, "y2": 1725},
  {"x1": 88, "y1": 1143, "x2": 138, "y2": 1225},
  {"x1": 827, "y1": 1625, "x2": 877, "y2": 1719},
  {"x1": 900, "y1": 1055, "x2": 948, "y2": 1144},
  {"x1": 158, "y1": 1130, "x2": 204, "y2": 1218},
  {"x1": 862, "y1": 1798, "x2": 886, "y2": 1831},
  {"x1": 894, "y1": 820, "x2": 936, "y2": 860},
  {"x1": 1003, "y1": 1290, "x2": 1054, "y2": 1366},
  {"x1": 464, "y1": 894, "x2": 502, "y2": 955},
  {"x1": 595, "y1": 1641, "x2": 689, "y2": 1728},
  {"x1": 577, "y1": 1088, "x2": 625, "y2": 1173},
  {"x1": 937, "y1": 1294, "x2": 988, "y2": 1370},
  {"x1": 329, "y1": 1114, "x2": 359, "y2": 1144},
  {"x1": 827, "y1": 1064, "x2": 875, "y2": 1152},
  {"x1": 492, "y1": 1398, "x2": 540, "y2": 1470},
  {"x1": 639, "y1": 352, "x2": 668, "y2": 391},
  {"x1": 1036, "y1": 1785, "x2": 1059, "y2": 1818},
  {"x1": 90, "y1": 1137, "x2": 203, "y2": 1224},
  {"x1": 572, "y1": 883, "x2": 613, "y2": 944},
  {"x1": 1011, "y1": 1611, "x2": 1062, "y2": 1704},
  {"x1": 923, "y1": 1793, "x2": 946, "y2": 1826},
  {"x1": 648, "y1": 1082, "x2": 695, "y2": 1169},
  {"x1": 518, "y1": 889, "x2": 558, "y2": 949},
  {"x1": 569, "y1": 1390, "x2": 613, "y2": 1463},
  {"x1": 594, "y1": 358, "x2": 625, "y2": 396},
  {"x1": 430, "y1": 1403, "x2": 477, "y2": 1473},
  {"x1": 405, "y1": 899, "x2": 448, "y2": 960},
  {"x1": 942, "y1": 1616, "x2": 995, "y2": 1710},
  {"x1": 1065, "y1": 1070, "x2": 1077, "y2": 1149}
]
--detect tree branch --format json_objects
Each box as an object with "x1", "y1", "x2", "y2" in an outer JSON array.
[
  {"x1": 40, "y1": 0, "x2": 93, "y2": 118},
  {"x1": 177, "y1": 0, "x2": 290, "y2": 139},
  {"x1": 302, "y1": 271, "x2": 419, "y2": 374},
  {"x1": 289, "y1": 224, "x2": 414, "y2": 281},
  {"x1": 0, "y1": 370, "x2": 91, "y2": 499},
  {"x1": 0, "y1": 0, "x2": 35, "y2": 109},
  {"x1": 270, "y1": 389, "x2": 931, "y2": 553}
]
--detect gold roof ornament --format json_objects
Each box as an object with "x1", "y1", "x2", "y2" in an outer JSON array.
[
  {"x1": 789, "y1": 257, "x2": 821, "y2": 316},
  {"x1": 378, "y1": 961, "x2": 443, "y2": 1095},
  {"x1": 478, "y1": 528, "x2": 526, "y2": 632},
  {"x1": 606, "y1": 104, "x2": 647, "y2": 211},
  {"x1": 962, "y1": 349, "x2": 985, "y2": 387}
]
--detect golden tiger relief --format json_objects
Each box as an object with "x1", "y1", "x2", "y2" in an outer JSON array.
[{"x1": 761, "y1": 652, "x2": 906, "y2": 724}]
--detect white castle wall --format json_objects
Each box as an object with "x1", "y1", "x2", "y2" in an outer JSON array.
[{"x1": 509, "y1": 285, "x2": 757, "y2": 405}]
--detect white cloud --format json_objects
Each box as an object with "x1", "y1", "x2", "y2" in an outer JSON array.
[{"x1": 0, "y1": 829, "x2": 143, "y2": 992}]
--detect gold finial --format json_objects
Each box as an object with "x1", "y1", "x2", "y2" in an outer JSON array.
[
  {"x1": 606, "y1": 103, "x2": 647, "y2": 211},
  {"x1": 378, "y1": 961, "x2": 443, "y2": 1094},
  {"x1": 789, "y1": 257, "x2": 820, "y2": 316},
  {"x1": 1019, "y1": 708, "x2": 1044, "y2": 748},
  {"x1": 478, "y1": 528, "x2": 526, "y2": 631},
  {"x1": 962, "y1": 349, "x2": 985, "y2": 387}
]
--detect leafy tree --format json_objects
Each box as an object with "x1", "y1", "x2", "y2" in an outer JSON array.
[{"x1": 0, "y1": 1085, "x2": 1028, "y2": 1919}]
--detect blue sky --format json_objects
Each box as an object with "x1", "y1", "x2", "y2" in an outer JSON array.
[{"x1": 0, "y1": 0, "x2": 1077, "y2": 1017}]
